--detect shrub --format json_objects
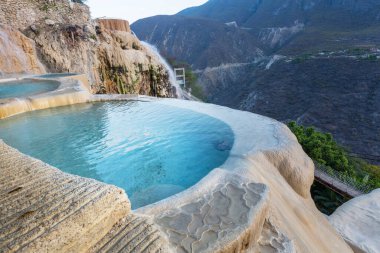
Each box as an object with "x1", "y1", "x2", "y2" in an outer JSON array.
[{"x1": 288, "y1": 121, "x2": 380, "y2": 190}]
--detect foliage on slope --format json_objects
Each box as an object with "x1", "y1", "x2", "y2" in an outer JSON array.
[{"x1": 288, "y1": 121, "x2": 380, "y2": 190}]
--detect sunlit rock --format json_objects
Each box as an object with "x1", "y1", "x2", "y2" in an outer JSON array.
[{"x1": 329, "y1": 189, "x2": 380, "y2": 253}]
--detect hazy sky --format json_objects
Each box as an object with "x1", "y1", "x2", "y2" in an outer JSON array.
[{"x1": 87, "y1": 0, "x2": 208, "y2": 24}]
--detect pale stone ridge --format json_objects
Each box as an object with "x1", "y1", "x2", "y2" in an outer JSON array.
[
  {"x1": 0, "y1": 140, "x2": 131, "y2": 253},
  {"x1": 329, "y1": 189, "x2": 380, "y2": 253}
]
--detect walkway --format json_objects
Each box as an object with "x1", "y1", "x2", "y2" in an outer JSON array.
[{"x1": 314, "y1": 168, "x2": 364, "y2": 198}]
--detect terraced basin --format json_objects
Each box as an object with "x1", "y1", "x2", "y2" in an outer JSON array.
[
  {"x1": 0, "y1": 79, "x2": 59, "y2": 99},
  {"x1": 37, "y1": 73, "x2": 78, "y2": 79},
  {"x1": 0, "y1": 101, "x2": 234, "y2": 209}
]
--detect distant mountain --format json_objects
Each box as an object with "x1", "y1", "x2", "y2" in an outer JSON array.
[
  {"x1": 132, "y1": 0, "x2": 380, "y2": 162},
  {"x1": 134, "y1": 0, "x2": 380, "y2": 64},
  {"x1": 132, "y1": 15, "x2": 262, "y2": 69}
]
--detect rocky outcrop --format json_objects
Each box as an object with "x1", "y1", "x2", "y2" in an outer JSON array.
[
  {"x1": 98, "y1": 19, "x2": 131, "y2": 33},
  {"x1": 0, "y1": 0, "x2": 90, "y2": 31},
  {"x1": 329, "y1": 189, "x2": 380, "y2": 253},
  {"x1": 0, "y1": 0, "x2": 173, "y2": 97},
  {"x1": 0, "y1": 25, "x2": 45, "y2": 76}
]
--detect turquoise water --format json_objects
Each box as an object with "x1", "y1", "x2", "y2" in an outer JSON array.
[
  {"x1": 0, "y1": 80, "x2": 59, "y2": 99},
  {"x1": 37, "y1": 73, "x2": 77, "y2": 78},
  {"x1": 0, "y1": 101, "x2": 234, "y2": 209}
]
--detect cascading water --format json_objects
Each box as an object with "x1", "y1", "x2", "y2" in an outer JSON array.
[{"x1": 140, "y1": 41, "x2": 183, "y2": 99}]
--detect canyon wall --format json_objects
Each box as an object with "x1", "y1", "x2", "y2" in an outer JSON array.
[{"x1": 0, "y1": 0, "x2": 173, "y2": 97}]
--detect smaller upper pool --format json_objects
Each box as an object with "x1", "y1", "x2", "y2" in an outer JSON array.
[
  {"x1": 0, "y1": 80, "x2": 59, "y2": 99},
  {"x1": 37, "y1": 73, "x2": 78, "y2": 79}
]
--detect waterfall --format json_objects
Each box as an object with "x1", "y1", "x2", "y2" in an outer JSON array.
[{"x1": 140, "y1": 41, "x2": 183, "y2": 99}]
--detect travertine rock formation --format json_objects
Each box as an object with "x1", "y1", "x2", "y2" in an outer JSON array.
[
  {"x1": 153, "y1": 170, "x2": 269, "y2": 252},
  {"x1": 0, "y1": 25, "x2": 45, "y2": 76},
  {"x1": 98, "y1": 19, "x2": 131, "y2": 33},
  {"x1": 0, "y1": 0, "x2": 173, "y2": 97},
  {"x1": 329, "y1": 189, "x2": 380, "y2": 253}
]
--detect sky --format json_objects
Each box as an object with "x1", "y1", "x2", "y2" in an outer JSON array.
[{"x1": 87, "y1": 0, "x2": 208, "y2": 24}]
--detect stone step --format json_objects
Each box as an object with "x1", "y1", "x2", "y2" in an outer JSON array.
[
  {"x1": 0, "y1": 141, "x2": 131, "y2": 253},
  {"x1": 90, "y1": 215, "x2": 170, "y2": 253}
]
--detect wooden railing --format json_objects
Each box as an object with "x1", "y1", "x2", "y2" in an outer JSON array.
[{"x1": 314, "y1": 163, "x2": 371, "y2": 198}]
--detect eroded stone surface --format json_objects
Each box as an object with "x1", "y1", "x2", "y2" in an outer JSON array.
[
  {"x1": 0, "y1": 140, "x2": 132, "y2": 253},
  {"x1": 0, "y1": 25, "x2": 45, "y2": 75},
  {"x1": 254, "y1": 219, "x2": 295, "y2": 253},
  {"x1": 90, "y1": 215, "x2": 170, "y2": 253},
  {"x1": 329, "y1": 189, "x2": 380, "y2": 253},
  {"x1": 152, "y1": 172, "x2": 269, "y2": 253}
]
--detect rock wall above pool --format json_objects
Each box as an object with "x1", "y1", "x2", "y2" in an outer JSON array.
[
  {"x1": 0, "y1": 25, "x2": 45, "y2": 76},
  {"x1": 0, "y1": 0, "x2": 174, "y2": 97},
  {"x1": 0, "y1": 0, "x2": 90, "y2": 31}
]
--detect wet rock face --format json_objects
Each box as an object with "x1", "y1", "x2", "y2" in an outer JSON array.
[
  {"x1": 0, "y1": 25, "x2": 45, "y2": 76},
  {"x1": 0, "y1": 0, "x2": 173, "y2": 97}
]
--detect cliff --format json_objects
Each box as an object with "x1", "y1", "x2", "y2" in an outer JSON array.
[
  {"x1": 0, "y1": 25, "x2": 45, "y2": 76},
  {"x1": 0, "y1": 0, "x2": 173, "y2": 97}
]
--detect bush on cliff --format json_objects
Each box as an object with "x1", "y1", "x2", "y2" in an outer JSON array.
[{"x1": 288, "y1": 121, "x2": 380, "y2": 190}]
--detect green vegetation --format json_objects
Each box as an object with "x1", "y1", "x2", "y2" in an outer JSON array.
[
  {"x1": 89, "y1": 34, "x2": 97, "y2": 41},
  {"x1": 167, "y1": 58, "x2": 205, "y2": 100},
  {"x1": 292, "y1": 53, "x2": 313, "y2": 63},
  {"x1": 288, "y1": 121, "x2": 380, "y2": 190},
  {"x1": 348, "y1": 47, "x2": 369, "y2": 55},
  {"x1": 365, "y1": 54, "x2": 378, "y2": 61},
  {"x1": 40, "y1": 2, "x2": 58, "y2": 12}
]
